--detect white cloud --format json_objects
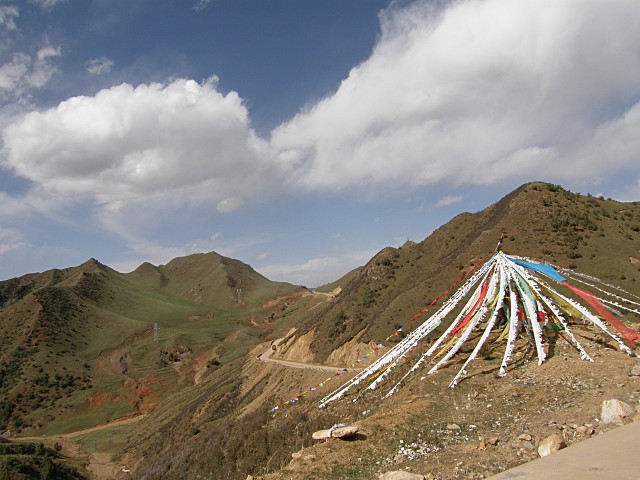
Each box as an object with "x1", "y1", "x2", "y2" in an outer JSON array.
[
  {"x1": 435, "y1": 195, "x2": 463, "y2": 208},
  {"x1": 0, "y1": 43, "x2": 61, "y2": 101},
  {"x1": 193, "y1": 0, "x2": 212, "y2": 13},
  {"x1": 85, "y1": 56, "x2": 114, "y2": 76},
  {"x1": 257, "y1": 249, "x2": 377, "y2": 287},
  {"x1": 216, "y1": 196, "x2": 244, "y2": 213},
  {"x1": 0, "y1": 189, "x2": 79, "y2": 223},
  {"x1": 616, "y1": 179, "x2": 640, "y2": 202},
  {"x1": 0, "y1": 6, "x2": 19, "y2": 32},
  {"x1": 0, "y1": 53, "x2": 29, "y2": 92},
  {"x1": 0, "y1": 227, "x2": 25, "y2": 255},
  {"x1": 255, "y1": 251, "x2": 269, "y2": 261},
  {"x1": 271, "y1": 0, "x2": 640, "y2": 192},
  {"x1": 0, "y1": 192, "x2": 34, "y2": 217},
  {"x1": 2, "y1": 77, "x2": 280, "y2": 210},
  {"x1": 29, "y1": 45, "x2": 61, "y2": 87},
  {"x1": 29, "y1": 0, "x2": 65, "y2": 9}
]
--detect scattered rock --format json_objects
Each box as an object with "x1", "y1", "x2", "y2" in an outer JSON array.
[
  {"x1": 538, "y1": 433, "x2": 566, "y2": 457},
  {"x1": 522, "y1": 441, "x2": 535, "y2": 450},
  {"x1": 379, "y1": 471, "x2": 426, "y2": 480},
  {"x1": 576, "y1": 426, "x2": 588, "y2": 435},
  {"x1": 312, "y1": 424, "x2": 359, "y2": 440},
  {"x1": 447, "y1": 423, "x2": 461, "y2": 431},
  {"x1": 630, "y1": 364, "x2": 640, "y2": 377},
  {"x1": 518, "y1": 433, "x2": 532, "y2": 441},
  {"x1": 312, "y1": 429, "x2": 332, "y2": 440},
  {"x1": 601, "y1": 399, "x2": 635, "y2": 424},
  {"x1": 291, "y1": 451, "x2": 303, "y2": 459},
  {"x1": 331, "y1": 425, "x2": 359, "y2": 438},
  {"x1": 487, "y1": 436, "x2": 500, "y2": 446}
]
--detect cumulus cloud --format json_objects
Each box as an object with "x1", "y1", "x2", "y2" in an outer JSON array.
[
  {"x1": 271, "y1": 0, "x2": 640, "y2": 192},
  {"x1": 85, "y1": 56, "x2": 114, "y2": 76},
  {"x1": 2, "y1": 77, "x2": 279, "y2": 210}
]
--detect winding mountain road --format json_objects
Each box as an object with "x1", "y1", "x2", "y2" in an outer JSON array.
[{"x1": 258, "y1": 338, "x2": 348, "y2": 373}]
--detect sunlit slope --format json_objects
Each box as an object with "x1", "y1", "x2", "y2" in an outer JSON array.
[
  {"x1": 0, "y1": 252, "x2": 303, "y2": 435},
  {"x1": 296, "y1": 182, "x2": 640, "y2": 361}
]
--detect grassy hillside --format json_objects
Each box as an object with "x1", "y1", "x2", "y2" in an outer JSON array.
[
  {"x1": 125, "y1": 182, "x2": 640, "y2": 480},
  {"x1": 296, "y1": 182, "x2": 640, "y2": 361},
  {"x1": 2, "y1": 182, "x2": 639, "y2": 480},
  {"x1": 0, "y1": 437, "x2": 84, "y2": 479},
  {"x1": 0, "y1": 253, "x2": 305, "y2": 437}
]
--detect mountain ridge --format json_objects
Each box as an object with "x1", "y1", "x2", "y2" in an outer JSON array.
[
  {"x1": 2, "y1": 181, "x2": 640, "y2": 480},
  {"x1": 0, "y1": 249, "x2": 306, "y2": 439},
  {"x1": 125, "y1": 181, "x2": 640, "y2": 480}
]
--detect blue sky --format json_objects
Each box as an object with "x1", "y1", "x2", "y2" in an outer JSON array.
[{"x1": 1, "y1": 0, "x2": 639, "y2": 287}]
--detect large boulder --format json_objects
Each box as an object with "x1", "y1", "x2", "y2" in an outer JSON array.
[
  {"x1": 537, "y1": 433, "x2": 566, "y2": 457},
  {"x1": 601, "y1": 399, "x2": 635, "y2": 424}
]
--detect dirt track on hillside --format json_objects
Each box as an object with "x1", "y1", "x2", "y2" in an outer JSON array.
[
  {"x1": 259, "y1": 338, "x2": 347, "y2": 373},
  {"x1": 16, "y1": 414, "x2": 145, "y2": 479}
]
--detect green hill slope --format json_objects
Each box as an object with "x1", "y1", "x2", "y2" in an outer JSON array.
[
  {"x1": 297, "y1": 182, "x2": 640, "y2": 361},
  {"x1": 2, "y1": 182, "x2": 639, "y2": 480},
  {"x1": 0, "y1": 253, "x2": 304, "y2": 436},
  {"x1": 126, "y1": 182, "x2": 640, "y2": 480}
]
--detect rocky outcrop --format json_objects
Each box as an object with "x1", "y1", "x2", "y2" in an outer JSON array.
[{"x1": 273, "y1": 329, "x2": 316, "y2": 363}]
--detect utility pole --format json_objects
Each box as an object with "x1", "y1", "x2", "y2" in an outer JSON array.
[{"x1": 153, "y1": 323, "x2": 159, "y2": 342}]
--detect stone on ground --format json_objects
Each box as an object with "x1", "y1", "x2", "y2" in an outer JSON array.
[
  {"x1": 379, "y1": 471, "x2": 426, "y2": 480},
  {"x1": 600, "y1": 399, "x2": 635, "y2": 424},
  {"x1": 331, "y1": 425, "x2": 359, "y2": 438},
  {"x1": 537, "y1": 433, "x2": 566, "y2": 457},
  {"x1": 312, "y1": 424, "x2": 359, "y2": 440},
  {"x1": 312, "y1": 429, "x2": 332, "y2": 440}
]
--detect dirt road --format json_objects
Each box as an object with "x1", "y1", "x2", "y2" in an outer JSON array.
[
  {"x1": 15, "y1": 414, "x2": 145, "y2": 479},
  {"x1": 259, "y1": 338, "x2": 347, "y2": 373}
]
